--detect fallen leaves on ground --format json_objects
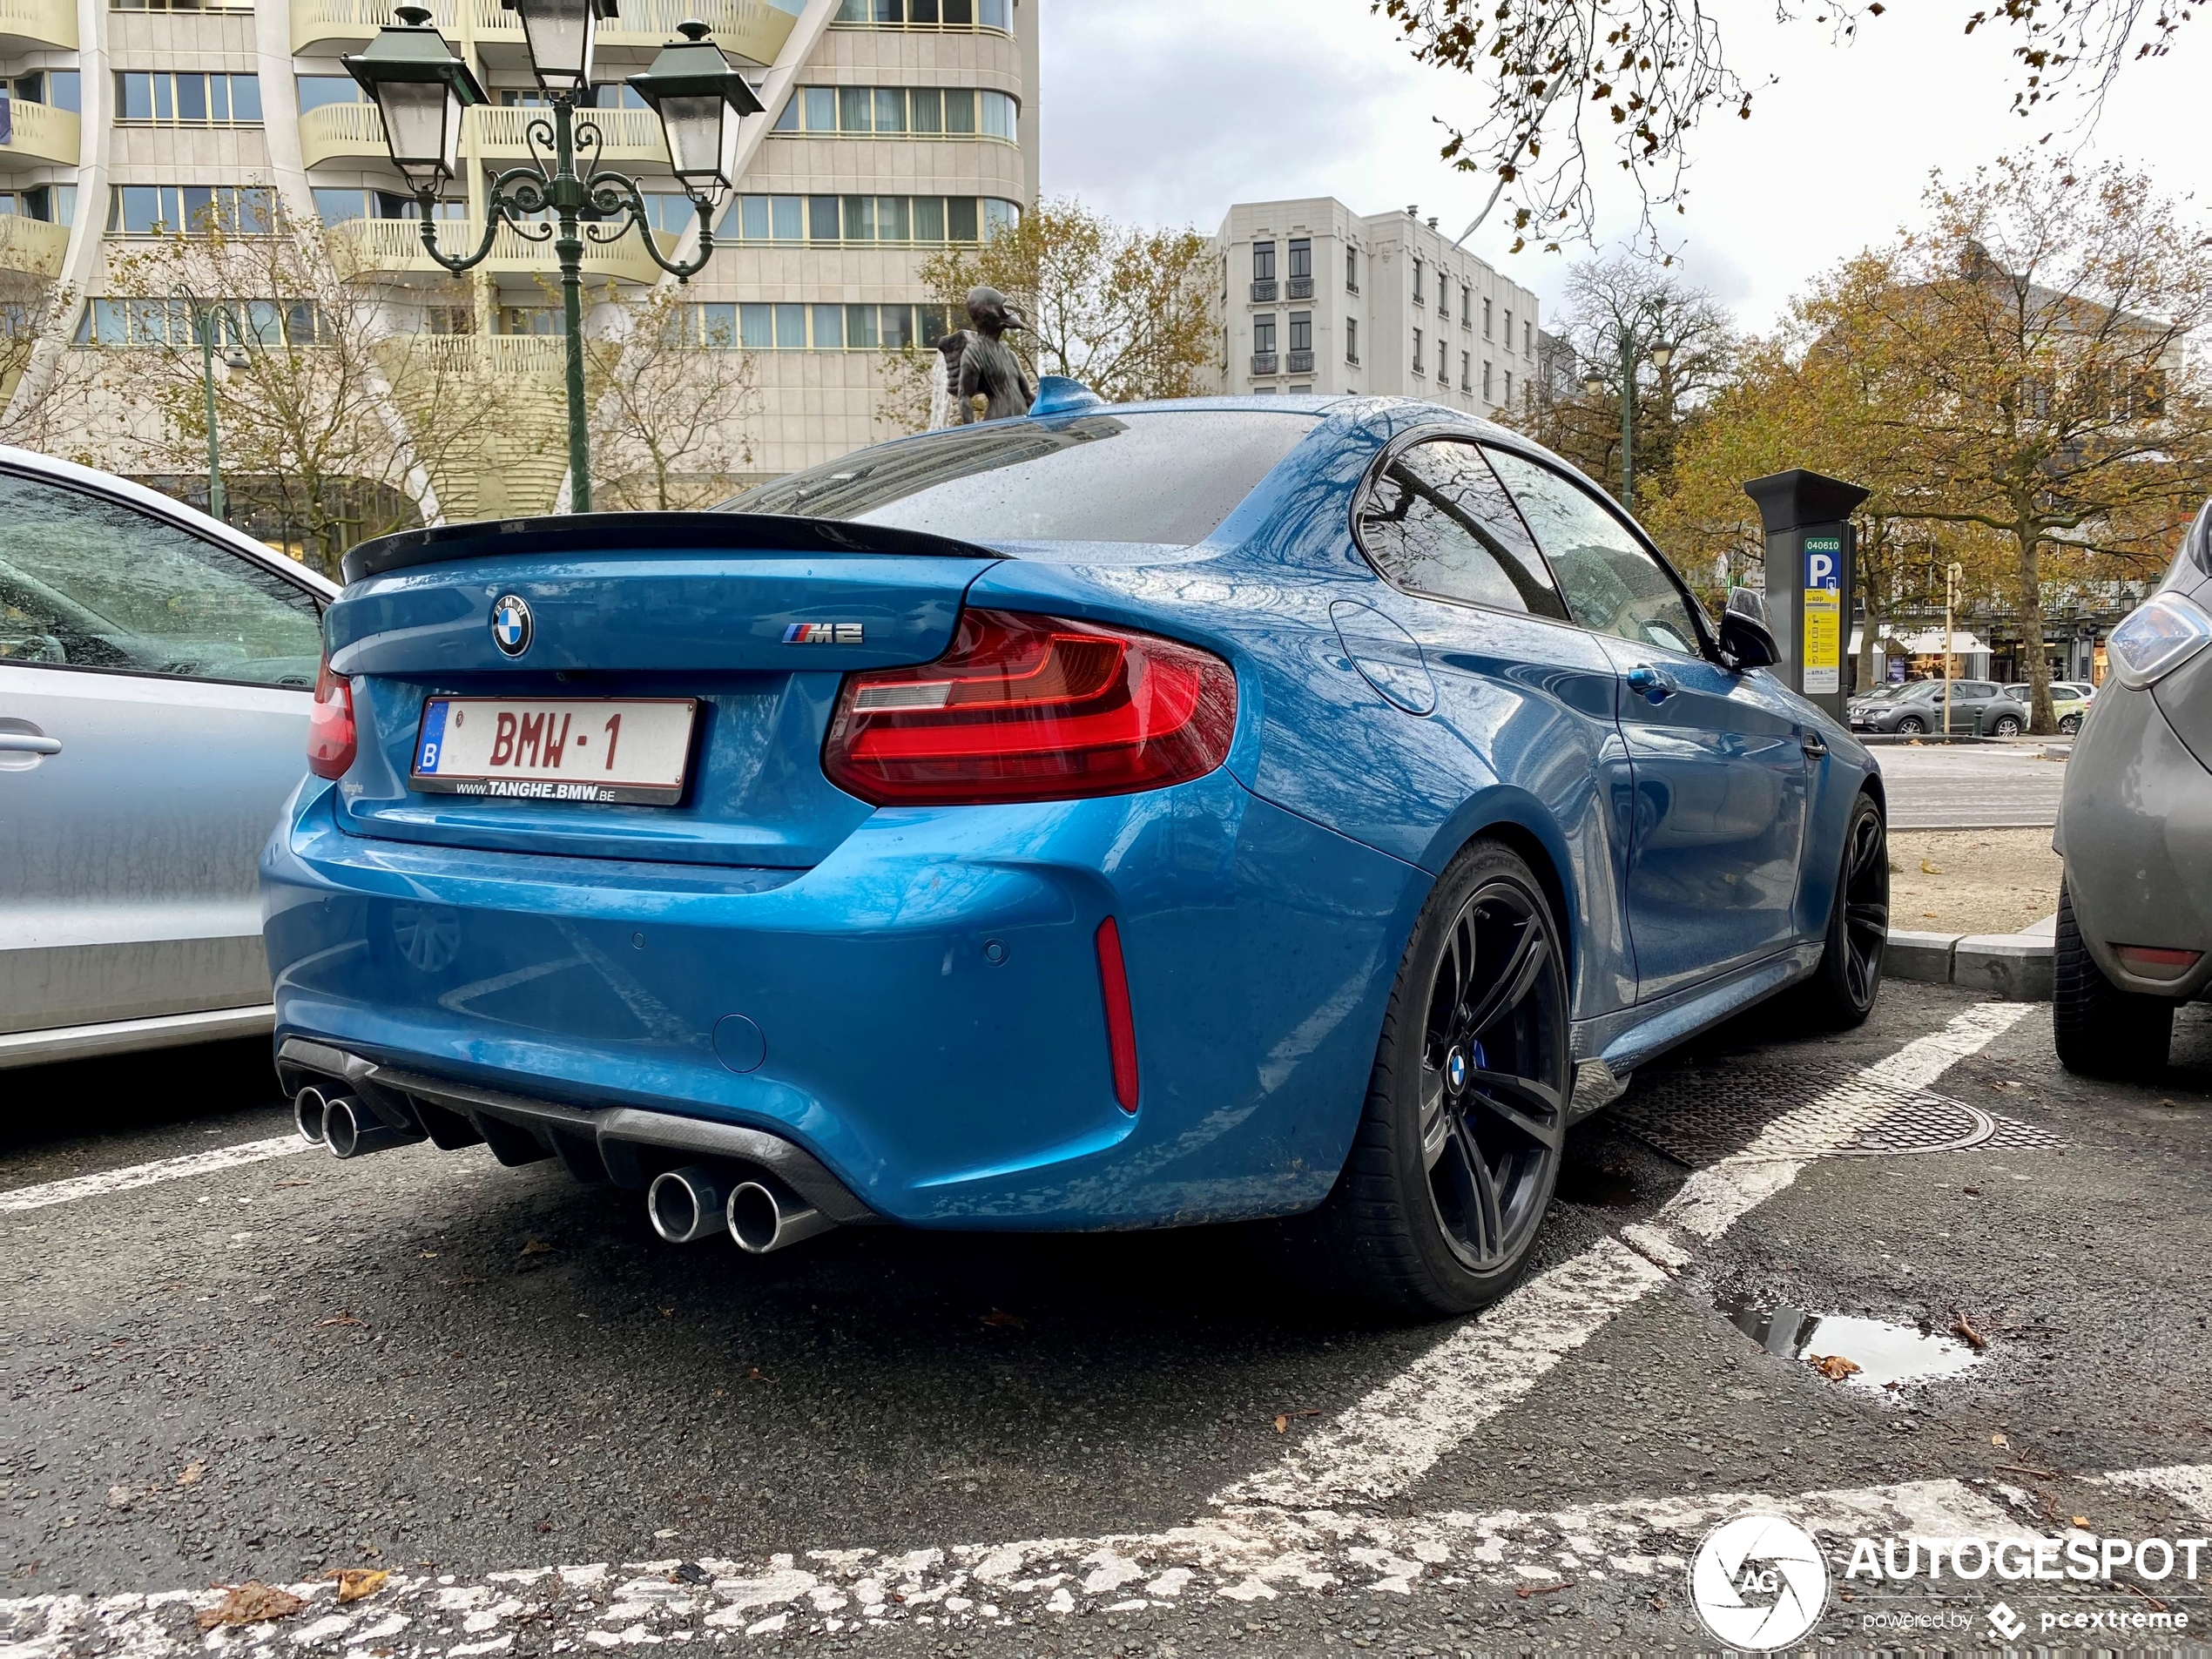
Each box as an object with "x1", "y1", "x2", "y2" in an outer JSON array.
[
  {"x1": 1991, "y1": 1432, "x2": 2010, "y2": 1447},
  {"x1": 2072, "y1": 1514, "x2": 2091, "y2": 1529},
  {"x1": 520, "y1": 1239, "x2": 554, "y2": 1255},
  {"x1": 1809, "y1": 1353, "x2": 1862, "y2": 1381},
  {"x1": 176, "y1": 1460, "x2": 208, "y2": 1487},
  {"x1": 980, "y1": 1308, "x2": 1025, "y2": 1329},
  {"x1": 1272, "y1": 1409, "x2": 1323, "y2": 1433},
  {"x1": 271, "y1": 1179, "x2": 314, "y2": 1190},
  {"x1": 746, "y1": 1367, "x2": 770, "y2": 1383},
  {"x1": 1921, "y1": 860, "x2": 1944, "y2": 874},
  {"x1": 1516, "y1": 1581, "x2": 1573, "y2": 1599},
  {"x1": 333, "y1": 1568, "x2": 389, "y2": 1604},
  {"x1": 1952, "y1": 1314, "x2": 1990, "y2": 1350},
  {"x1": 442, "y1": 1275, "x2": 481, "y2": 1287},
  {"x1": 196, "y1": 1582, "x2": 307, "y2": 1630},
  {"x1": 314, "y1": 1312, "x2": 368, "y2": 1329}
]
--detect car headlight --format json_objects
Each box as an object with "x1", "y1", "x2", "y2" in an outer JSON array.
[{"x1": 2107, "y1": 591, "x2": 2212, "y2": 690}]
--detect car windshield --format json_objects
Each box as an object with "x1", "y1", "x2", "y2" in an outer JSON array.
[{"x1": 722, "y1": 411, "x2": 1320, "y2": 546}]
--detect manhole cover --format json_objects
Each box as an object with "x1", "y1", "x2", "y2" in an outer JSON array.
[{"x1": 1609, "y1": 1062, "x2": 2060, "y2": 1167}]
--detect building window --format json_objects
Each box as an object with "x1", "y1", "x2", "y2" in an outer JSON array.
[
  {"x1": 774, "y1": 84, "x2": 1016, "y2": 138},
  {"x1": 1287, "y1": 312, "x2": 1312, "y2": 354},
  {"x1": 1460, "y1": 284, "x2": 1472, "y2": 327},
  {"x1": 1287, "y1": 238, "x2": 1310, "y2": 280},
  {"x1": 1483, "y1": 297, "x2": 1493, "y2": 339},
  {"x1": 117, "y1": 71, "x2": 262, "y2": 124},
  {"x1": 313, "y1": 187, "x2": 462, "y2": 225},
  {"x1": 727, "y1": 193, "x2": 1008, "y2": 244},
  {"x1": 1412, "y1": 326, "x2": 1424, "y2": 374},
  {"x1": 1252, "y1": 314, "x2": 1277, "y2": 354},
  {"x1": 1482, "y1": 360, "x2": 1493, "y2": 401},
  {"x1": 1252, "y1": 240, "x2": 1275, "y2": 283},
  {"x1": 832, "y1": 0, "x2": 1011, "y2": 30},
  {"x1": 1437, "y1": 283, "x2": 1448, "y2": 324},
  {"x1": 0, "y1": 185, "x2": 73, "y2": 223},
  {"x1": 1504, "y1": 368, "x2": 1514, "y2": 401},
  {"x1": 107, "y1": 184, "x2": 277, "y2": 236},
  {"x1": 1345, "y1": 317, "x2": 1359, "y2": 365},
  {"x1": 1346, "y1": 246, "x2": 1359, "y2": 293},
  {"x1": 722, "y1": 300, "x2": 947, "y2": 350},
  {"x1": 108, "y1": 0, "x2": 254, "y2": 10},
  {"x1": 1524, "y1": 320, "x2": 1534, "y2": 356},
  {"x1": 1437, "y1": 335, "x2": 1447, "y2": 379},
  {"x1": 1460, "y1": 350, "x2": 1470, "y2": 391},
  {"x1": 1412, "y1": 258, "x2": 1424, "y2": 304},
  {"x1": 296, "y1": 75, "x2": 365, "y2": 111},
  {"x1": 10, "y1": 71, "x2": 79, "y2": 111},
  {"x1": 1503, "y1": 307, "x2": 1513, "y2": 345},
  {"x1": 80, "y1": 295, "x2": 320, "y2": 347}
]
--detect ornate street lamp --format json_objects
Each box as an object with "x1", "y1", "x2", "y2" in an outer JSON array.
[
  {"x1": 346, "y1": 3, "x2": 761, "y2": 511},
  {"x1": 173, "y1": 286, "x2": 253, "y2": 525},
  {"x1": 1583, "y1": 326, "x2": 1674, "y2": 509}
]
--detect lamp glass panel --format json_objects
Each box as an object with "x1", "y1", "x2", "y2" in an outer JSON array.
[
  {"x1": 374, "y1": 78, "x2": 458, "y2": 182},
  {"x1": 515, "y1": 0, "x2": 596, "y2": 89},
  {"x1": 658, "y1": 93, "x2": 727, "y2": 185}
]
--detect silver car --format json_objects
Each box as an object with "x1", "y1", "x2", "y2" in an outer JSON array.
[
  {"x1": 2055, "y1": 502, "x2": 2212, "y2": 1077},
  {"x1": 0, "y1": 448, "x2": 336, "y2": 1068}
]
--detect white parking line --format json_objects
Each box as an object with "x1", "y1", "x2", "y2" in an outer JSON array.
[
  {"x1": 0, "y1": 1136, "x2": 307, "y2": 1215},
  {"x1": 1218, "y1": 1003, "x2": 2034, "y2": 1510},
  {"x1": 0, "y1": 1464, "x2": 2168, "y2": 1657}
]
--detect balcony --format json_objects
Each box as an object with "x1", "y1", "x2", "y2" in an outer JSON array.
[
  {"x1": 0, "y1": 0, "x2": 74, "y2": 50},
  {"x1": 1286, "y1": 349, "x2": 1313, "y2": 374},
  {"x1": 0, "y1": 100, "x2": 80, "y2": 169},
  {"x1": 472, "y1": 104, "x2": 666, "y2": 165},
  {"x1": 331, "y1": 214, "x2": 678, "y2": 285},
  {"x1": 291, "y1": 0, "x2": 455, "y2": 53},
  {"x1": 464, "y1": 0, "x2": 796, "y2": 65},
  {"x1": 401, "y1": 334, "x2": 567, "y2": 375},
  {"x1": 297, "y1": 101, "x2": 388, "y2": 169},
  {"x1": 1249, "y1": 279, "x2": 1276, "y2": 302},
  {"x1": 1250, "y1": 352, "x2": 1277, "y2": 376},
  {"x1": 1287, "y1": 275, "x2": 1312, "y2": 299},
  {"x1": 0, "y1": 214, "x2": 69, "y2": 278}
]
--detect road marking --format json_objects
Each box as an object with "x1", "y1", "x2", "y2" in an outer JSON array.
[
  {"x1": 1217, "y1": 1002, "x2": 2034, "y2": 1510},
  {"x1": 0, "y1": 1136, "x2": 307, "y2": 1215},
  {"x1": 0, "y1": 1465, "x2": 2168, "y2": 1657}
]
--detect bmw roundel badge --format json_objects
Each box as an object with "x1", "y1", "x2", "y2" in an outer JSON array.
[{"x1": 491, "y1": 593, "x2": 533, "y2": 658}]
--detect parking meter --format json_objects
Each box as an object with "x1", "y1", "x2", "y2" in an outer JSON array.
[{"x1": 1743, "y1": 469, "x2": 1871, "y2": 723}]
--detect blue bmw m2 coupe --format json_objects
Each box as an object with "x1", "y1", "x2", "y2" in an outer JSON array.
[{"x1": 262, "y1": 391, "x2": 1887, "y2": 1315}]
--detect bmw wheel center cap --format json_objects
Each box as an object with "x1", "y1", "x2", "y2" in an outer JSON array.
[
  {"x1": 491, "y1": 594, "x2": 533, "y2": 657},
  {"x1": 1446, "y1": 1048, "x2": 1467, "y2": 1091}
]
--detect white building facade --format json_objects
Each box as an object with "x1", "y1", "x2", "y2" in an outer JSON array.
[
  {"x1": 1211, "y1": 199, "x2": 1541, "y2": 415},
  {"x1": 0, "y1": 0, "x2": 1039, "y2": 511}
]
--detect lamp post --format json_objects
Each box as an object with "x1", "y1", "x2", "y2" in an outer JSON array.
[
  {"x1": 1581, "y1": 324, "x2": 1673, "y2": 510},
  {"x1": 346, "y1": 3, "x2": 760, "y2": 512},
  {"x1": 173, "y1": 287, "x2": 252, "y2": 524}
]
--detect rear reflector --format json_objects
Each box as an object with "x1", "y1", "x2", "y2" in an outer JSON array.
[
  {"x1": 1095, "y1": 917, "x2": 1139, "y2": 1113},
  {"x1": 822, "y1": 609, "x2": 1236, "y2": 806},
  {"x1": 307, "y1": 654, "x2": 356, "y2": 780},
  {"x1": 2114, "y1": 944, "x2": 2202, "y2": 981}
]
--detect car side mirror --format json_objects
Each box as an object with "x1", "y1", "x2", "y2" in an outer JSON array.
[{"x1": 1719, "y1": 606, "x2": 1780, "y2": 671}]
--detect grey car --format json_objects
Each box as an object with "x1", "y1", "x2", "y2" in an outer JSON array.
[
  {"x1": 2055, "y1": 502, "x2": 2212, "y2": 1077},
  {"x1": 1849, "y1": 678, "x2": 2030, "y2": 736},
  {"x1": 0, "y1": 448, "x2": 336, "y2": 1068}
]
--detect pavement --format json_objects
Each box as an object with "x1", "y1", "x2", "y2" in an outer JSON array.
[
  {"x1": 1874, "y1": 740, "x2": 2067, "y2": 830},
  {"x1": 7, "y1": 985, "x2": 2212, "y2": 1656}
]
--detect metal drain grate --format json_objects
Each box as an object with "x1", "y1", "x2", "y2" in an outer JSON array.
[{"x1": 1608, "y1": 1062, "x2": 2061, "y2": 1167}]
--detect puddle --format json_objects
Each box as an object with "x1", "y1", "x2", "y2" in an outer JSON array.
[
  {"x1": 1720, "y1": 1298, "x2": 1985, "y2": 1393},
  {"x1": 1555, "y1": 1163, "x2": 1640, "y2": 1208}
]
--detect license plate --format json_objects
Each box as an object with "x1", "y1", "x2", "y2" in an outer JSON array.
[{"x1": 412, "y1": 698, "x2": 698, "y2": 806}]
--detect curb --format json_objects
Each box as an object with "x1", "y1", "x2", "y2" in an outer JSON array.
[{"x1": 1884, "y1": 921, "x2": 2054, "y2": 1001}]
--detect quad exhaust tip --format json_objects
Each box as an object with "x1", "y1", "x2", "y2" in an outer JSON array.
[
  {"x1": 726, "y1": 1179, "x2": 835, "y2": 1256},
  {"x1": 647, "y1": 1165, "x2": 731, "y2": 1244},
  {"x1": 321, "y1": 1094, "x2": 420, "y2": 1159},
  {"x1": 293, "y1": 1085, "x2": 329, "y2": 1146}
]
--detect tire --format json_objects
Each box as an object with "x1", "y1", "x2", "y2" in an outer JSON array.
[
  {"x1": 1299, "y1": 838, "x2": 1572, "y2": 1318},
  {"x1": 1797, "y1": 792, "x2": 1887, "y2": 1028},
  {"x1": 1893, "y1": 714, "x2": 1927, "y2": 735},
  {"x1": 2054, "y1": 879, "x2": 2173, "y2": 1079},
  {"x1": 2060, "y1": 713, "x2": 2083, "y2": 735},
  {"x1": 1991, "y1": 714, "x2": 2024, "y2": 737}
]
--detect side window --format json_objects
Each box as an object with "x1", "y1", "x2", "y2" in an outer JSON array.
[
  {"x1": 0, "y1": 472, "x2": 323, "y2": 687},
  {"x1": 1354, "y1": 438, "x2": 1568, "y2": 620},
  {"x1": 1482, "y1": 447, "x2": 1704, "y2": 658}
]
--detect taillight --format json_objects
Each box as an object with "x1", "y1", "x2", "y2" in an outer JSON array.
[
  {"x1": 307, "y1": 653, "x2": 356, "y2": 779},
  {"x1": 822, "y1": 609, "x2": 1237, "y2": 806}
]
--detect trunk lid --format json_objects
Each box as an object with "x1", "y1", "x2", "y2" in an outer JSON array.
[{"x1": 326, "y1": 515, "x2": 999, "y2": 867}]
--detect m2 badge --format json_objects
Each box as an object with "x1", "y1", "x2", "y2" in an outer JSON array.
[{"x1": 784, "y1": 623, "x2": 866, "y2": 644}]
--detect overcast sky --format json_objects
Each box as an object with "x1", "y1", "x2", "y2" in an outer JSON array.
[{"x1": 1037, "y1": 0, "x2": 2212, "y2": 336}]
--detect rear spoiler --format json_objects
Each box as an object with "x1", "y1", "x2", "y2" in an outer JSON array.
[{"x1": 341, "y1": 511, "x2": 1011, "y2": 585}]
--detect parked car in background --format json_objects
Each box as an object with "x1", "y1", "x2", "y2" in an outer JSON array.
[
  {"x1": 264, "y1": 394, "x2": 1888, "y2": 1318},
  {"x1": 2055, "y1": 502, "x2": 2212, "y2": 1079},
  {"x1": 2003, "y1": 681, "x2": 2095, "y2": 734},
  {"x1": 1848, "y1": 678, "x2": 2028, "y2": 736},
  {"x1": 0, "y1": 448, "x2": 336, "y2": 1069}
]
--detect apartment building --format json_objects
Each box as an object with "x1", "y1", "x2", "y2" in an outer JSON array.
[
  {"x1": 1211, "y1": 198, "x2": 1541, "y2": 417},
  {"x1": 0, "y1": 0, "x2": 1038, "y2": 514}
]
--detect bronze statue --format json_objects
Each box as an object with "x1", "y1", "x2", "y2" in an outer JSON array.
[{"x1": 934, "y1": 286, "x2": 1034, "y2": 424}]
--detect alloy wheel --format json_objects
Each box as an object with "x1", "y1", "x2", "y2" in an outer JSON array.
[
  {"x1": 1840, "y1": 806, "x2": 1890, "y2": 1008},
  {"x1": 1417, "y1": 880, "x2": 1569, "y2": 1271}
]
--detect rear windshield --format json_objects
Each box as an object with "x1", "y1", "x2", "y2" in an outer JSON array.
[{"x1": 723, "y1": 411, "x2": 1319, "y2": 545}]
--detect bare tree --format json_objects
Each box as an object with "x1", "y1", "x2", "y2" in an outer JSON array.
[
  {"x1": 1378, "y1": 0, "x2": 2192, "y2": 250},
  {"x1": 0, "y1": 266, "x2": 98, "y2": 456},
  {"x1": 583, "y1": 284, "x2": 759, "y2": 510}
]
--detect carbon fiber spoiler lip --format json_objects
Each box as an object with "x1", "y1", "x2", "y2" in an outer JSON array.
[{"x1": 341, "y1": 510, "x2": 1012, "y2": 585}]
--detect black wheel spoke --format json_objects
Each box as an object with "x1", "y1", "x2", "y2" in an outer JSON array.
[
  {"x1": 1847, "y1": 900, "x2": 1889, "y2": 936},
  {"x1": 1455, "y1": 921, "x2": 1547, "y2": 1042},
  {"x1": 1467, "y1": 1068, "x2": 1564, "y2": 1147},
  {"x1": 1452, "y1": 1114, "x2": 1503, "y2": 1257},
  {"x1": 1418, "y1": 1074, "x2": 1451, "y2": 1170}
]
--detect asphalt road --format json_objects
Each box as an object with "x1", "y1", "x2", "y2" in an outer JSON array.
[
  {"x1": 1873, "y1": 740, "x2": 2069, "y2": 829},
  {"x1": 7, "y1": 985, "x2": 2212, "y2": 1656}
]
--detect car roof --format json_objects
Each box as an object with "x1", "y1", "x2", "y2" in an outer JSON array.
[{"x1": 0, "y1": 442, "x2": 341, "y2": 597}]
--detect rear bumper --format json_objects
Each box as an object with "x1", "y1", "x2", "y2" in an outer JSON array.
[{"x1": 260, "y1": 772, "x2": 1426, "y2": 1229}]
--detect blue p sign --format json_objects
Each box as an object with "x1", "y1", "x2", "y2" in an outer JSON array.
[{"x1": 1804, "y1": 536, "x2": 1841, "y2": 593}]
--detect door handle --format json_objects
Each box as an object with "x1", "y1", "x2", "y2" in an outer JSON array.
[
  {"x1": 0, "y1": 732, "x2": 61, "y2": 756},
  {"x1": 1801, "y1": 731, "x2": 1828, "y2": 758},
  {"x1": 1624, "y1": 665, "x2": 1676, "y2": 704}
]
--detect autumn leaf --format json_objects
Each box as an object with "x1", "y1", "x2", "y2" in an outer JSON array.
[
  {"x1": 980, "y1": 1308, "x2": 1026, "y2": 1329},
  {"x1": 1921, "y1": 860, "x2": 1944, "y2": 875},
  {"x1": 1809, "y1": 1352, "x2": 1862, "y2": 1381},
  {"x1": 1952, "y1": 1314, "x2": 1990, "y2": 1351},
  {"x1": 1991, "y1": 1432, "x2": 2010, "y2": 1447},
  {"x1": 334, "y1": 1568, "x2": 390, "y2": 1604},
  {"x1": 176, "y1": 1460, "x2": 208, "y2": 1487},
  {"x1": 520, "y1": 1239, "x2": 554, "y2": 1256},
  {"x1": 196, "y1": 1582, "x2": 307, "y2": 1630}
]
